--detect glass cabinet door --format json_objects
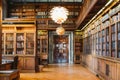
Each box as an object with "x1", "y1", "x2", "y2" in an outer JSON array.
[
  {"x1": 111, "y1": 25, "x2": 116, "y2": 57},
  {"x1": 117, "y1": 22, "x2": 120, "y2": 58},
  {"x1": 2, "y1": 33, "x2": 4, "y2": 55},
  {"x1": 102, "y1": 29, "x2": 105, "y2": 56},
  {"x1": 16, "y1": 33, "x2": 24, "y2": 55},
  {"x1": 106, "y1": 28, "x2": 110, "y2": 56},
  {"x1": 5, "y1": 33, "x2": 14, "y2": 55},
  {"x1": 26, "y1": 33, "x2": 34, "y2": 55}
]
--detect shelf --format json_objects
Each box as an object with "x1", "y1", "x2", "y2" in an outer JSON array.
[{"x1": 83, "y1": 3, "x2": 120, "y2": 58}]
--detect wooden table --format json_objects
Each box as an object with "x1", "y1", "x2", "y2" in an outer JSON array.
[
  {"x1": 0, "y1": 70, "x2": 20, "y2": 80},
  {"x1": 0, "y1": 59, "x2": 14, "y2": 70}
]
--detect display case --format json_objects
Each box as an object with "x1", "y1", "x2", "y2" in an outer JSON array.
[
  {"x1": 106, "y1": 27, "x2": 110, "y2": 56},
  {"x1": 26, "y1": 33, "x2": 34, "y2": 55},
  {"x1": 2, "y1": 33, "x2": 4, "y2": 55},
  {"x1": 117, "y1": 18, "x2": 120, "y2": 58},
  {"x1": 37, "y1": 30, "x2": 48, "y2": 65},
  {"x1": 2, "y1": 24, "x2": 36, "y2": 72},
  {"x1": 5, "y1": 33, "x2": 14, "y2": 55},
  {"x1": 111, "y1": 24, "x2": 116, "y2": 57},
  {"x1": 16, "y1": 33, "x2": 24, "y2": 55},
  {"x1": 74, "y1": 30, "x2": 83, "y2": 63},
  {"x1": 82, "y1": 2, "x2": 120, "y2": 80}
]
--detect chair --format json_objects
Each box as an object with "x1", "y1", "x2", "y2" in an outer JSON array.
[{"x1": 11, "y1": 56, "x2": 19, "y2": 69}]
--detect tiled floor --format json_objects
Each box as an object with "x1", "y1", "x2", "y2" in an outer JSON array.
[{"x1": 20, "y1": 64, "x2": 100, "y2": 80}]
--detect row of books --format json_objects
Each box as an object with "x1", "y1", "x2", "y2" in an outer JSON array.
[
  {"x1": 17, "y1": 42, "x2": 24, "y2": 48},
  {"x1": 6, "y1": 37, "x2": 14, "y2": 41},
  {"x1": 102, "y1": 20, "x2": 110, "y2": 28},
  {"x1": 93, "y1": 11, "x2": 119, "y2": 30},
  {"x1": 16, "y1": 50, "x2": 24, "y2": 54},
  {"x1": 109, "y1": 4, "x2": 120, "y2": 16},
  {"x1": 17, "y1": 35, "x2": 24, "y2": 41},
  {"x1": 6, "y1": 44, "x2": 13, "y2": 49},
  {"x1": 26, "y1": 49, "x2": 34, "y2": 55}
]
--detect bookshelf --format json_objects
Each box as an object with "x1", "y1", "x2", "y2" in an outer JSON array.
[
  {"x1": 2, "y1": 33, "x2": 4, "y2": 55},
  {"x1": 4, "y1": 1, "x2": 79, "y2": 29},
  {"x1": 37, "y1": 30, "x2": 48, "y2": 65},
  {"x1": 26, "y1": 33, "x2": 34, "y2": 55},
  {"x1": 117, "y1": 22, "x2": 120, "y2": 58},
  {"x1": 2, "y1": 24, "x2": 36, "y2": 72},
  {"x1": 83, "y1": 2, "x2": 120, "y2": 80},
  {"x1": 74, "y1": 30, "x2": 83, "y2": 63},
  {"x1": 16, "y1": 33, "x2": 24, "y2": 55},
  {"x1": 5, "y1": 33, "x2": 14, "y2": 55}
]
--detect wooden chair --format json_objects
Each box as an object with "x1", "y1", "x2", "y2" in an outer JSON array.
[{"x1": 11, "y1": 56, "x2": 19, "y2": 69}]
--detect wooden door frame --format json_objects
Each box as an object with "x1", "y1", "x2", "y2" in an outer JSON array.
[{"x1": 48, "y1": 31, "x2": 74, "y2": 64}]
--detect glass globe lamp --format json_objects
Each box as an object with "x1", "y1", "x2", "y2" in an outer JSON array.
[
  {"x1": 50, "y1": 6, "x2": 69, "y2": 24},
  {"x1": 56, "y1": 26, "x2": 65, "y2": 35}
]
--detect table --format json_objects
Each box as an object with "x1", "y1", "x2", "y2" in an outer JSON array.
[{"x1": 0, "y1": 70, "x2": 20, "y2": 80}]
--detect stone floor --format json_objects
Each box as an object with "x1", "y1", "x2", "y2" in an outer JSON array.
[{"x1": 20, "y1": 64, "x2": 100, "y2": 80}]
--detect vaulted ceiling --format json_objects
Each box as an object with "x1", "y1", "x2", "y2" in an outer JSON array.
[{"x1": 5, "y1": 0, "x2": 108, "y2": 30}]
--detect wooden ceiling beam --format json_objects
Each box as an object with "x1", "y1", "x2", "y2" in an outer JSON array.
[{"x1": 76, "y1": 0, "x2": 98, "y2": 29}]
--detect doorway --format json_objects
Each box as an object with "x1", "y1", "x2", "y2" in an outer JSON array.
[
  {"x1": 49, "y1": 31, "x2": 74, "y2": 64},
  {"x1": 53, "y1": 35, "x2": 68, "y2": 63}
]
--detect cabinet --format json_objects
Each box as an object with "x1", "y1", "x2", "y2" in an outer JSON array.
[
  {"x1": 2, "y1": 33, "x2": 15, "y2": 55},
  {"x1": 82, "y1": 1, "x2": 120, "y2": 80},
  {"x1": 37, "y1": 30, "x2": 48, "y2": 65},
  {"x1": 97, "y1": 58, "x2": 117, "y2": 80},
  {"x1": 2, "y1": 24, "x2": 36, "y2": 72},
  {"x1": 83, "y1": 3, "x2": 120, "y2": 58},
  {"x1": 18, "y1": 57, "x2": 35, "y2": 71},
  {"x1": 26, "y1": 33, "x2": 34, "y2": 55},
  {"x1": 74, "y1": 30, "x2": 83, "y2": 63},
  {"x1": 6, "y1": 33, "x2": 14, "y2": 55}
]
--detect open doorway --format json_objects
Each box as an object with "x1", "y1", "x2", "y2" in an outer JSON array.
[
  {"x1": 53, "y1": 35, "x2": 68, "y2": 63},
  {"x1": 49, "y1": 31, "x2": 74, "y2": 64}
]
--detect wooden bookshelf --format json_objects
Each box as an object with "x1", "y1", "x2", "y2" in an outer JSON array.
[
  {"x1": 3, "y1": 1, "x2": 79, "y2": 29},
  {"x1": 74, "y1": 30, "x2": 83, "y2": 63},
  {"x1": 0, "y1": 0, "x2": 2, "y2": 64},
  {"x1": 2, "y1": 23, "x2": 36, "y2": 72},
  {"x1": 83, "y1": 2, "x2": 120, "y2": 80},
  {"x1": 37, "y1": 30, "x2": 48, "y2": 65}
]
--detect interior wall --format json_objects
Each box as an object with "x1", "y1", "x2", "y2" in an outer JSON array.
[{"x1": 48, "y1": 31, "x2": 74, "y2": 64}]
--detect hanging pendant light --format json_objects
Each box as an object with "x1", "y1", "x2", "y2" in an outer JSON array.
[
  {"x1": 50, "y1": 6, "x2": 69, "y2": 24},
  {"x1": 50, "y1": 4, "x2": 69, "y2": 35},
  {"x1": 56, "y1": 25, "x2": 65, "y2": 35}
]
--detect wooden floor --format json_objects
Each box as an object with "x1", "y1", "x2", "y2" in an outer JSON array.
[{"x1": 20, "y1": 64, "x2": 100, "y2": 80}]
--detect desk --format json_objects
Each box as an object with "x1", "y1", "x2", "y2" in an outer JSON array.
[
  {"x1": 0, "y1": 70, "x2": 20, "y2": 80},
  {"x1": 0, "y1": 60, "x2": 14, "y2": 70}
]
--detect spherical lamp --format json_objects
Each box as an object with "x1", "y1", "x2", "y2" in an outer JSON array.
[
  {"x1": 50, "y1": 6, "x2": 69, "y2": 24},
  {"x1": 56, "y1": 26, "x2": 65, "y2": 35}
]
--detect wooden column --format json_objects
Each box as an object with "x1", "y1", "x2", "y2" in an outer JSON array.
[{"x1": 0, "y1": 0, "x2": 2, "y2": 64}]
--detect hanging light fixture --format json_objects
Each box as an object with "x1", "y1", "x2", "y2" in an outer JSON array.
[
  {"x1": 56, "y1": 25, "x2": 65, "y2": 35},
  {"x1": 50, "y1": 2, "x2": 69, "y2": 35},
  {"x1": 50, "y1": 6, "x2": 69, "y2": 24}
]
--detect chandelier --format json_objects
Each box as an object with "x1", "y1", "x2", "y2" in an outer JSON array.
[
  {"x1": 50, "y1": 6, "x2": 69, "y2": 24},
  {"x1": 50, "y1": 6, "x2": 69, "y2": 35},
  {"x1": 56, "y1": 25, "x2": 65, "y2": 35}
]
